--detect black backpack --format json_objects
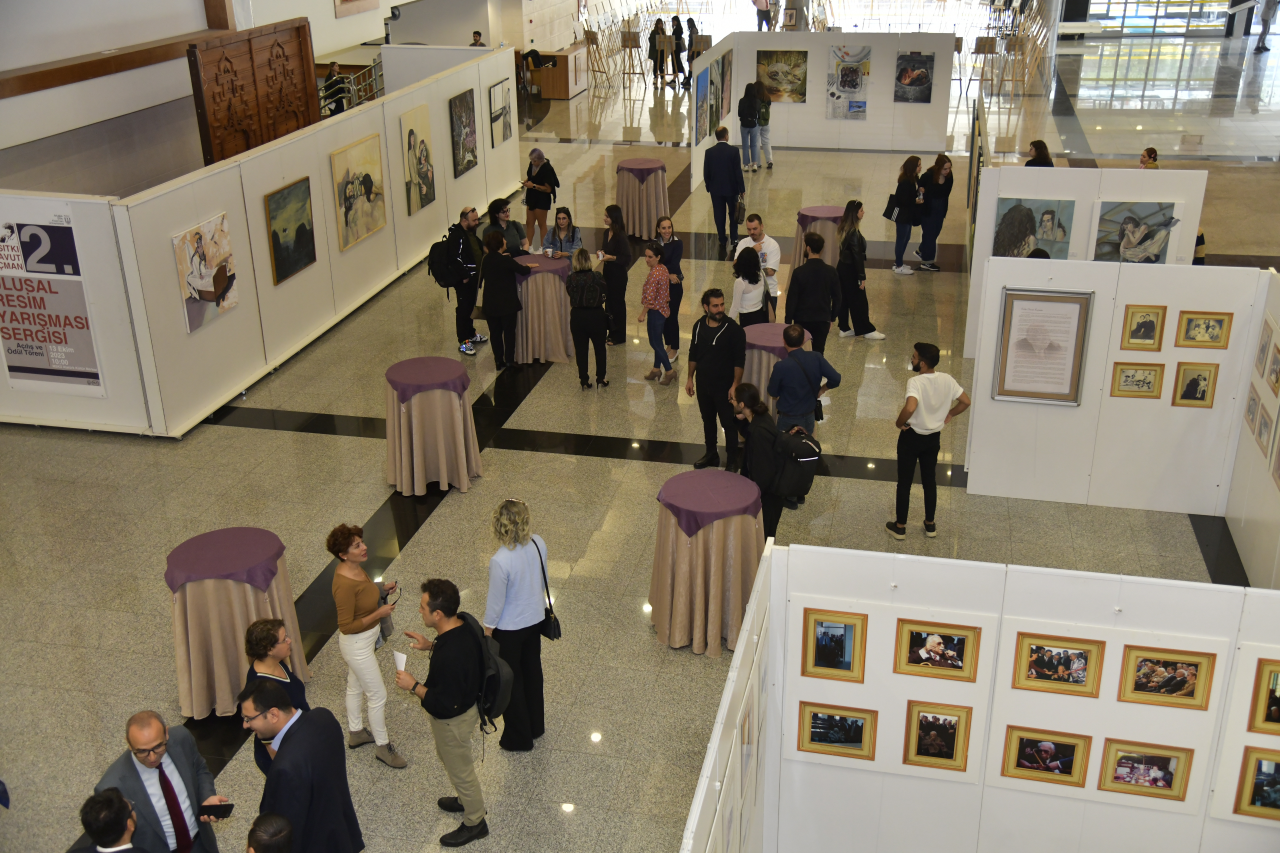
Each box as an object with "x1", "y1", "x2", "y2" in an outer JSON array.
[
  {"x1": 427, "y1": 233, "x2": 462, "y2": 300},
  {"x1": 773, "y1": 428, "x2": 822, "y2": 499},
  {"x1": 459, "y1": 611, "x2": 513, "y2": 732}
]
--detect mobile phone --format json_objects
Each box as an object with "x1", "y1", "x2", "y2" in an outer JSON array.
[{"x1": 199, "y1": 803, "x2": 235, "y2": 819}]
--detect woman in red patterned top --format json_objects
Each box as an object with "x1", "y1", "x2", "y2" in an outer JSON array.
[{"x1": 637, "y1": 243, "x2": 676, "y2": 385}]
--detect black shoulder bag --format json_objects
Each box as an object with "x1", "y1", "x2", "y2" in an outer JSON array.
[
  {"x1": 791, "y1": 350, "x2": 824, "y2": 422},
  {"x1": 535, "y1": 540, "x2": 562, "y2": 640}
]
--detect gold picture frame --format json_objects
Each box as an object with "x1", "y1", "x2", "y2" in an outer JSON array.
[
  {"x1": 1248, "y1": 658, "x2": 1280, "y2": 735},
  {"x1": 1120, "y1": 304, "x2": 1166, "y2": 351},
  {"x1": 1000, "y1": 725, "x2": 1092, "y2": 787},
  {"x1": 1110, "y1": 362, "x2": 1163, "y2": 399},
  {"x1": 1171, "y1": 362, "x2": 1219, "y2": 409},
  {"x1": 798, "y1": 701, "x2": 877, "y2": 760},
  {"x1": 1246, "y1": 384, "x2": 1262, "y2": 433},
  {"x1": 1117, "y1": 644, "x2": 1216, "y2": 711},
  {"x1": 1267, "y1": 345, "x2": 1280, "y2": 395},
  {"x1": 1174, "y1": 311, "x2": 1232, "y2": 349},
  {"x1": 1097, "y1": 738, "x2": 1193, "y2": 801},
  {"x1": 903, "y1": 701, "x2": 972, "y2": 772},
  {"x1": 1272, "y1": 435, "x2": 1280, "y2": 492},
  {"x1": 892, "y1": 619, "x2": 981, "y2": 682},
  {"x1": 1233, "y1": 745, "x2": 1280, "y2": 822},
  {"x1": 994, "y1": 288, "x2": 1093, "y2": 405},
  {"x1": 1258, "y1": 406, "x2": 1275, "y2": 460},
  {"x1": 1012, "y1": 632, "x2": 1106, "y2": 698},
  {"x1": 801, "y1": 608, "x2": 867, "y2": 683}
]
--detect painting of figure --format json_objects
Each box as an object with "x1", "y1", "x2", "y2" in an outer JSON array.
[
  {"x1": 1095, "y1": 201, "x2": 1179, "y2": 263},
  {"x1": 330, "y1": 134, "x2": 386, "y2": 251},
  {"x1": 172, "y1": 213, "x2": 238, "y2": 333},
  {"x1": 449, "y1": 89, "x2": 479, "y2": 178},
  {"x1": 400, "y1": 105, "x2": 436, "y2": 216}
]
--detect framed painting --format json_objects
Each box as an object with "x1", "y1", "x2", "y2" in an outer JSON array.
[
  {"x1": 756, "y1": 49, "x2": 806, "y2": 103},
  {"x1": 993, "y1": 288, "x2": 1093, "y2": 405},
  {"x1": 1233, "y1": 746, "x2": 1280, "y2": 822},
  {"x1": 1110, "y1": 362, "x2": 1163, "y2": 399},
  {"x1": 1171, "y1": 362, "x2": 1218, "y2": 409},
  {"x1": 264, "y1": 177, "x2": 316, "y2": 286},
  {"x1": 1012, "y1": 631, "x2": 1105, "y2": 698},
  {"x1": 1097, "y1": 738, "x2": 1193, "y2": 801},
  {"x1": 1246, "y1": 385, "x2": 1262, "y2": 433},
  {"x1": 892, "y1": 618, "x2": 981, "y2": 682},
  {"x1": 329, "y1": 133, "x2": 386, "y2": 252},
  {"x1": 992, "y1": 198, "x2": 1075, "y2": 260},
  {"x1": 1249, "y1": 658, "x2": 1280, "y2": 735},
  {"x1": 1094, "y1": 201, "x2": 1178, "y2": 264},
  {"x1": 1175, "y1": 311, "x2": 1232, "y2": 349},
  {"x1": 1269, "y1": 345, "x2": 1280, "y2": 395},
  {"x1": 798, "y1": 701, "x2": 877, "y2": 760},
  {"x1": 399, "y1": 104, "x2": 436, "y2": 216},
  {"x1": 1258, "y1": 406, "x2": 1275, "y2": 459},
  {"x1": 448, "y1": 89, "x2": 479, "y2": 178},
  {"x1": 1120, "y1": 304, "x2": 1165, "y2": 351},
  {"x1": 172, "y1": 212, "x2": 238, "y2": 333},
  {"x1": 1000, "y1": 725, "x2": 1092, "y2": 787},
  {"x1": 903, "y1": 701, "x2": 972, "y2": 772},
  {"x1": 801, "y1": 608, "x2": 866, "y2": 683},
  {"x1": 1256, "y1": 319, "x2": 1274, "y2": 379},
  {"x1": 1117, "y1": 644, "x2": 1216, "y2": 711}
]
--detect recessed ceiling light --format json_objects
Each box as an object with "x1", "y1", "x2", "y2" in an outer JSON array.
[
  {"x1": 867, "y1": 463, "x2": 875, "y2": 469},
  {"x1": 631, "y1": 441, "x2": 640, "y2": 447},
  {"x1": 633, "y1": 338, "x2": 640, "y2": 343}
]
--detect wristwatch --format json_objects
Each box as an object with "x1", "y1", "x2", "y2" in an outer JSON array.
[{"x1": 411, "y1": 681, "x2": 421, "y2": 693}]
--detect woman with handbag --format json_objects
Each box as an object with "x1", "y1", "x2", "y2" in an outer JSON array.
[
  {"x1": 890, "y1": 155, "x2": 923, "y2": 275},
  {"x1": 478, "y1": 230, "x2": 535, "y2": 371},
  {"x1": 243, "y1": 618, "x2": 311, "y2": 775},
  {"x1": 483, "y1": 499, "x2": 552, "y2": 752}
]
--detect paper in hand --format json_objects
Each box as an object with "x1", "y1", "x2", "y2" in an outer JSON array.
[{"x1": 393, "y1": 651, "x2": 407, "y2": 672}]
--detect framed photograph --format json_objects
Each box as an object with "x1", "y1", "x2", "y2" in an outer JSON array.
[
  {"x1": 1120, "y1": 304, "x2": 1166, "y2": 351},
  {"x1": 1097, "y1": 738, "x2": 1193, "y2": 801},
  {"x1": 1171, "y1": 362, "x2": 1219, "y2": 409},
  {"x1": 992, "y1": 198, "x2": 1075, "y2": 260},
  {"x1": 1175, "y1": 311, "x2": 1232, "y2": 349},
  {"x1": 487, "y1": 79, "x2": 511, "y2": 148},
  {"x1": 264, "y1": 178, "x2": 316, "y2": 286},
  {"x1": 1256, "y1": 319, "x2": 1274, "y2": 379},
  {"x1": 1000, "y1": 725, "x2": 1092, "y2": 787},
  {"x1": 1246, "y1": 385, "x2": 1262, "y2": 433},
  {"x1": 1258, "y1": 406, "x2": 1275, "y2": 459},
  {"x1": 695, "y1": 68, "x2": 709, "y2": 143},
  {"x1": 801, "y1": 608, "x2": 866, "y2": 683},
  {"x1": 720, "y1": 50, "x2": 734, "y2": 121},
  {"x1": 903, "y1": 701, "x2": 972, "y2": 772},
  {"x1": 1012, "y1": 631, "x2": 1105, "y2": 698},
  {"x1": 1117, "y1": 645, "x2": 1216, "y2": 711},
  {"x1": 1248, "y1": 658, "x2": 1280, "y2": 735},
  {"x1": 892, "y1": 619, "x2": 981, "y2": 682},
  {"x1": 1269, "y1": 345, "x2": 1280, "y2": 395},
  {"x1": 1110, "y1": 362, "x2": 1163, "y2": 399},
  {"x1": 798, "y1": 701, "x2": 877, "y2": 760},
  {"x1": 448, "y1": 89, "x2": 479, "y2": 179},
  {"x1": 1094, "y1": 201, "x2": 1178, "y2": 264},
  {"x1": 329, "y1": 134, "x2": 387, "y2": 252},
  {"x1": 1233, "y1": 746, "x2": 1280, "y2": 822},
  {"x1": 783, "y1": 8, "x2": 797, "y2": 26},
  {"x1": 172, "y1": 212, "x2": 238, "y2": 333},
  {"x1": 993, "y1": 288, "x2": 1093, "y2": 405}
]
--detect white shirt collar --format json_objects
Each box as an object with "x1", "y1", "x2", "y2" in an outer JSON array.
[
  {"x1": 96, "y1": 845, "x2": 135, "y2": 852},
  {"x1": 270, "y1": 708, "x2": 303, "y2": 753}
]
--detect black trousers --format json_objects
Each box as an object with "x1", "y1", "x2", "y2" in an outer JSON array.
[
  {"x1": 697, "y1": 381, "x2": 739, "y2": 458},
  {"x1": 757, "y1": 8, "x2": 772, "y2": 29},
  {"x1": 836, "y1": 261, "x2": 875, "y2": 335},
  {"x1": 710, "y1": 194, "x2": 738, "y2": 244},
  {"x1": 455, "y1": 280, "x2": 478, "y2": 343},
  {"x1": 739, "y1": 306, "x2": 769, "y2": 328},
  {"x1": 800, "y1": 320, "x2": 830, "y2": 354},
  {"x1": 762, "y1": 492, "x2": 784, "y2": 538},
  {"x1": 664, "y1": 281, "x2": 683, "y2": 350},
  {"x1": 492, "y1": 623, "x2": 544, "y2": 750},
  {"x1": 487, "y1": 311, "x2": 518, "y2": 367},
  {"x1": 570, "y1": 307, "x2": 608, "y2": 384},
  {"x1": 604, "y1": 264, "x2": 628, "y2": 344},
  {"x1": 896, "y1": 428, "x2": 941, "y2": 525}
]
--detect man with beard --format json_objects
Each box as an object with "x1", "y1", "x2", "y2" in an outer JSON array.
[
  {"x1": 444, "y1": 207, "x2": 489, "y2": 356},
  {"x1": 685, "y1": 289, "x2": 746, "y2": 471}
]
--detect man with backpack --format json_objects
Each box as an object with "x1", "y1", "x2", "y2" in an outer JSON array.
[
  {"x1": 767, "y1": 324, "x2": 840, "y2": 508},
  {"x1": 437, "y1": 207, "x2": 489, "y2": 356}
]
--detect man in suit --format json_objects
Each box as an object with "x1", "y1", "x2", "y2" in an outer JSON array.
[
  {"x1": 1156, "y1": 668, "x2": 1188, "y2": 695},
  {"x1": 95, "y1": 712, "x2": 227, "y2": 853},
  {"x1": 237, "y1": 680, "x2": 363, "y2": 853},
  {"x1": 80, "y1": 787, "x2": 159, "y2": 853},
  {"x1": 703, "y1": 126, "x2": 746, "y2": 246}
]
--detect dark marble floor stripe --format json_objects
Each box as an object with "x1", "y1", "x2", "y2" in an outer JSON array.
[
  {"x1": 1204, "y1": 254, "x2": 1280, "y2": 270},
  {"x1": 1189, "y1": 514, "x2": 1251, "y2": 587}
]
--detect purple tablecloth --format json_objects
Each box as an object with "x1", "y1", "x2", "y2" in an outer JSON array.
[
  {"x1": 797, "y1": 205, "x2": 845, "y2": 230},
  {"x1": 657, "y1": 470, "x2": 763, "y2": 538},
  {"x1": 744, "y1": 322, "x2": 812, "y2": 360},
  {"x1": 513, "y1": 254, "x2": 571, "y2": 283},
  {"x1": 385, "y1": 357, "x2": 471, "y2": 405},
  {"x1": 165, "y1": 527, "x2": 284, "y2": 593},
  {"x1": 617, "y1": 157, "x2": 668, "y2": 184}
]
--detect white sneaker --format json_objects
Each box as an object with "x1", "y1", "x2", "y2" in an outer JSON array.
[
  {"x1": 751, "y1": 164, "x2": 759, "y2": 172},
  {"x1": 864, "y1": 331, "x2": 886, "y2": 340},
  {"x1": 838, "y1": 329, "x2": 857, "y2": 338},
  {"x1": 893, "y1": 265, "x2": 915, "y2": 276}
]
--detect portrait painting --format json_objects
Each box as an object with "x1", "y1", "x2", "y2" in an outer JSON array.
[
  {"x1": 488, "y1": 79, "x2": 511, "y2": 148},
  {"x1": 1171, "y1": 362, "x2": 1218, "y2": 409},
  {"x1": 1259, "y1": 405, "x2": 1275, "y2": 459},
  {"x1": 1000, "y1": 726, "x2": 1091, "y2": 787},
  {"x1": 1097, "y1": 739, "x2": 1193, "y2": 801},
  {"x1": 1095, "y1": 201, "x2": 1179, "y2": 264},
  {"x1": 695, "y1": 68, "x2": 709, "y2": 143},
  {"x1": 826, "y1": 44, "x2": 870, "y2": 120},
  {"x1": 1246, "y1": 384, "x2": 1262, "y2": 433},
  {"x1": 708, "y1": 60, "x2": 722, "y2": 131},
  {"x1": 1110, "y1": 363, "x2": 1163, "y2": 399},
  {"x1": 449, "y1": 89, "x2": 479, "y2": 179},
  {"x1": 798, "y1": 701, "x2": 877, "y2": 760},
  {"x1": 903, "y1": 701, "x2": 972, "y2": 772},
  {"x1": 1256, "y1": 319, "x2": 1274, "y2": 378},
  {"x1": 330, "y1": 134, "x2": 386, "y2": 252},
  {"x1": 720, "y1": 50, "x2": 733, "y2": 119},
  {"x1": 1268, "y1": 345, "x2": 1280, "y2": 395},
  {"x1": 992, "y1": 198, "x2": 1074, "y2": 260},
  {"x1": 1175, "y1": 311, "x2": 1232, "y2": 349},
  {"x1": 1234, "y1": 746, "x2": 1280, "y2": 822},
  {"x1": 1117, "y1": 644, "x2": 1216, "y2": 711},
  {"x1": 1120, "y1": 304, "x2": 1165, "y2": 351},
  {"x1": 894, "y1": 51, "x2": 934, "y2": 103},
  {"x1": 264, "y1": 178, "x2": 316, "y2": 286},
  {"x1": 1012, "y1": 632, "x2": 1105, "y2": 698},
  {"x1": 801, "y1": 607, "x2": 866, "y2": 683},
  {"x1": 756, "y1": 49, "x2": 807, "y2": 103},
  {"x1": 172, "y1": 212, "x2": 238, "y2": 334},
  {"x1": 400, "y1": 104, "x2": 436, "y2": 216},
  {"x1": 1249, "y1": 659, "x2": 1280, "y2": 735},
  {"x1": 892, "y1": 619, "x2": 980, "y2": 682}
]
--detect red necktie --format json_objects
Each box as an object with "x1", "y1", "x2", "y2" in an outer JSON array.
[{"x1": 156, "y1": 763, "x2": 194, "y2": 853}]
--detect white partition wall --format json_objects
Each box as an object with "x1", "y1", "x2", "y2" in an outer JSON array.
[{"x1": 382, "y1": 45, "x2": 492, "y2": 93}]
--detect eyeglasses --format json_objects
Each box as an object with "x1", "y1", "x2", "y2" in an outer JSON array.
[
  {"x1": 241, "y1": 710, "x2": 268, "y2": 724},
  {"x1": 131, "y1": 741, "x2": 168, "y2": 759},
  {"x1": 387, "y1": 586, "x2": 402, "y2": 606}
]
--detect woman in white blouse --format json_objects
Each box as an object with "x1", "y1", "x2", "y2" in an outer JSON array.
[
  {"x1": 728, "y1": 246, "x2": 773, "y2": 327},
  {"x1": 483, "y1": 499, "x2": 549, "y2": 751}
]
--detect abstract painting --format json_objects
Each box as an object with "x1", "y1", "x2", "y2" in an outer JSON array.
[
  {"x1": 172, "y1": 213, "x2": 238, "y2": 333},
  {"x1": 827, "y1": 45, "x2": 870, "y2": 120},
  {"x1": 265, "y1": 178, "x2": 316, "y2": 285},
  {"x1": 400, "y1": 104, "x2": 436, "y2": 216},
  {"x1": 330, "y1": 134, "x2": 387, "y2": 251},
  {"x1": 449, "y1": 89, "x2": 479, "y2": 178},
  {"x1": 757, "y1": 49, "x2": 807, "y2": 103}
]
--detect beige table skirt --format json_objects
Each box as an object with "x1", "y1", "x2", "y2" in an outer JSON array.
[
  {"x1": 742, "y1": 340, "x2": 811, "y2": 417},
  {"x1": 515, "y1": 273, "x2": 574, "y2": 364},
  {"x1": 648, "y1": 506, "x2": 766, "y2": 657},
  {"x1": 385, "y1": 386, "x2": 483, "y2": 495},
  {"x1": 789, "y1": 219, "x2": 840, "y2": 270},
  {"x1": 174, "y1": 561, "x2": 311, "y2": 718},
  {"x1": 617, "y1": 171, "x2": 670, "y2": 240}
]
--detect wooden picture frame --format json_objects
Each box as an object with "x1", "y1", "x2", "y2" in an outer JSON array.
[
  {"x1": 1272, "y1": 439, "x2": 1280, "y2": 493},
  {"x1": 1110, "y1": 362, "x2": 1163, "y2": 399},
  {"x1": 892, "y1": 618, "x2": 981, "y2": 682},
  {"x1": 801, "y1": 608, "x2": 867, "y2": 683},
  {"x1": 1267, "y1": 345, "x2": 1280, "y2": 395},
  {"x1": 1000, "y1": 725, "x2": 1092, "y2": 787},
  {"x1": 1012, "y1": 631, "x2": 1106, "y2": 698},
  {"x1": 1120, "y1": 304, "x2": 1165, "y2": 351},
  {"x1": 798, "y1": 701, "x2": 877, "y2": 760},
  {"x1": 1097, "y1": 738, "x2": 1193, "y2": 801},
  {"x1": 1258, "y1": 405, "x2": 1275, "y2": 459},
  {"x1": 993, "y1": 288, "x2": 1093, "y2": 405},
  {"x1": 1117, "y1": 644, "x2": 1216, "y2": 711},
  {"x1": 1233, "y1": 745, "x2": 1280, "y2": 822},
  {"x1": 1256, "y1": 319, "x2": 1274, "y2": 379},
  {"x1": 263, "y1": 177, "x2": 317, "y2": 286},
  {"x1": 1248, "y1": 658, "x2": 1280, "y2": 735},
  {"x1": 1174, "y1": 311, "x2": 1232, "y2": 349},
  {"x1": 1171, "y1": 362, "x2": 1219, "y2": 409},
  {"x1": 1246, "y1": 384, "x2": 1262, "y2": 433},
  {"x1": 903, "y1": 701, "x2": 972, "y2": 772}
]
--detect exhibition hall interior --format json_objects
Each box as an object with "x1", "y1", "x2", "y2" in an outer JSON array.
[{"x1": 5, "y1": 0, "x2": 1280, "y2": 851}]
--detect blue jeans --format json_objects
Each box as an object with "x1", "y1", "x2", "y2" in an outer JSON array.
[
  {"x1": 740, "y1": 126, "x2": 760, "y2": 166},
  {"x1": 777, "y1": 412, "x2": 816, "y2": 436},
  {"x1": 648, "y1": 309, "x2": 672, "y2": 370},
  {"x1": 894, "y1": 218, "x2": 914, "y2": 267},
  {"x1": 919, "y1": 210, "x2": 945, "y2": 263}
]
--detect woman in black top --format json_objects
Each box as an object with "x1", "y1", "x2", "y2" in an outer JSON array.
[
  {"x1": 1026, "y1": 139, "x2": 1054, "y2": 167},
  {"x1": 522, "y1": 148, "x2": 559, "y2": 248},
  {"x1": 600, "y1": 204, "x2": 632, "y2": 344},
  {"x1": 892, "y1": 155, "x2": 923, "y2": 273},
  {"x1": 648, "y1": 20, "x2": 666, "y2": 84},
  {"x1": 670, "y1": 17, "x2": 686, "y2": 88},
  {"x1": 685, "y1": 18, "x2": 700, "y2": 83},
  {"x1": 478, "y1": 230, "x2": 534, "y2": 370},
  {"x1": 731, "y1": 383, "x2": 784, "y2": 538},
  {"x1": 738, "y1": 84, "x2": 760, "y2": 171},
  {"x1": 656, "y1": 216, "x2": 684, "y2": 360},
  {"x1": 565, "y1": 248, "x2": 609, "y2": 389},
  {"x1": 244, "y1": 618, "x2": 310, "y2": 774},
  {"x1": 917, "y1": 154, "x2": 953, "y2": 272},
  {"x1": 836, "y1": 200, "x2": 881, "y2": 340},
  {"x1": 482, "y1": 197, "x2": 528, "y2": 255}
]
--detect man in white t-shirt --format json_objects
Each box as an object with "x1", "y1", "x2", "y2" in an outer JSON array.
[
  {"x1": 734, "y1": 214, "x2": 782, "y2": 314},
  {"x1": 887, "y1": 342, "x2": 970, "y2": 540}
]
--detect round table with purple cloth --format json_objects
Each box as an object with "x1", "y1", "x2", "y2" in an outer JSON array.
[
  {"x1": 742, "y1": 323, "x2": 812, "y2": 417},
  {"x1": 789, "y1": 204, "x2": 845, "y2": 270},
  {"x1": 385, "y1": 357, "x2": 483, "y2": 496},
  {"x1": 649, "y1": 469, "x2": 766, "y2": 657},
  {"x1": 511, "y1": 254, "x2": 574, "y2": 364},
  {"x1": 167, "y1": 527, "x2": 311, "y2": 718},
  {"x1": 615, "y1": 157, "x2": 670, "y2": 240}
]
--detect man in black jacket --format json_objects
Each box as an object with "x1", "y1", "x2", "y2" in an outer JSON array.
[
  {"x1": 702, "y1": 127, "x2": 746, "y2": 246},
  {"x1": 784, "y1": 232, "x2": 841, "y2": 353},
  {"x1": 685, "y1": 288, "x2": 746, "y2": 471},
  {"x1": 446, "y1": 207, "x2": 488, "y2": 356},
  {"x1": 237, "y1": 681, "x2": 362, "y2": 853}
]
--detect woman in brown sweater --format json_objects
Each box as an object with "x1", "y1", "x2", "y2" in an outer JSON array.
[{"x1": 328, "y1": 523, "x2": 407, "y2": 768}]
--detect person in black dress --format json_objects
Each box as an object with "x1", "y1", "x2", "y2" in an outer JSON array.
[
  {"x1": 479, "y1": 230, "x2": 535, "y2": 370},
  {"x1": 601, "y1": 204, "x2": 632, "y2": 345},
  {"x1": 522, "y1": 148, "x2": 559, "y2": 249},
  {"x1": 244, "y1": 618, "x2": 310, "y2": 775}
]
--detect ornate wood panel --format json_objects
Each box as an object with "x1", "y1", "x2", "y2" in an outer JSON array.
[{"x1": 187, "y1": 19, "x2": 320, "y2": 166}]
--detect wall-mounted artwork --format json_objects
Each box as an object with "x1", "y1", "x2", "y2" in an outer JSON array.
[
  {"x1": 264, "y1": 177, "x2": 316, "y2": 285},
  {"x1": 1233, "y1": 746, "x2": 1280, "y2": 821},
  {"x1": 1249, "y1": 658, "x2": 1280, "y2": 735},
  {"x1": 1258, "y1": 406, "x2": 1275, "y2": 457},
  {"x1": 994, "y1": 289, "x2": 1092, "y2": 405},
  {"x1": 400, "y1": 104, "x2": 436, "y2": 216},
  {"x1": 1012, "y1": 631, "x2": 1105, "y2": 698},
  {"x1": 757, "y1": 49, "x2": 807, "y2": 103},
  {"x1": 1256, "y1": 319, "x2": 1274, "y2": 378},
  {"x1": 488, "y1": 79, "x2": 511, "y2": 148},
  {"x1": 1117, "y1": 644, "x2": 1217, "y2": 710},
  {"x1": 903, "y1": 701, "x2": 972, "y2": 772},
  {"x1": 172, "y1": 213, "x2": 238, "y2": 333},
  {"x1": 708, "y1": 59, "x2": 723, "y2": 132},
  {"x1": 1097, "y1": 739, "x2": 1193, "y2": 801},
  {"x1": 1120, "y1": 304, "x2": 1165, "y2": 351},
  {"x1": 826, "y1": 45, "x2": 870, "y2": 120},
  {"x1": 798, "y1": 701, "x2": 877, "y2": 761},
  {"x1": 721, "y1": 50, "x2": 734, "y2": 119},
  {"x1": 449, "y1": 90, "x2": 479, "y2": 178},
  {"x1": 1175, "y1": 310, "x2": 1232, "y2": 349},
  {"x1": 695, "y1": 68, "x2": 709, "y2": 144},
  {"x1": 1246, "y1": 384, "x2": 1262, "y2": 433},
  {"x1": 1110, "y1": 363, "x2": 1163, "y2": 399},
  {"x1": 894, "y1": 51, "x2": 934, "y2": 103},
  {"x1": 801, "y1": 608, "x2": 866, "y2": 683},
  {"x1": 1171, "y1": 362, "x2": 1218, "y2": 409},
  {"x1": 1267, "y1": 345, "x2": 1280, "y2": 395},
  {"x1": 1095, "y1": 201, "x2": 1179, "y2": 263},
  {"x1": 892, "y1": 618, "x2": 981, "y2": 682},
  {"x1": 992, "y1": 198, "x2": 1074, "y2": 259},
  {"x1": 1000, "y1": 725, "x2": 1092, "y2": 787},
  {"x1": 330, "y1": 134, "x2": 386, "y2": 251}
]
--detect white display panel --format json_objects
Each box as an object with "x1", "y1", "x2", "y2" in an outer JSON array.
[{"x1": 381, "y1": 45, "x2": 491, "y2": 94}]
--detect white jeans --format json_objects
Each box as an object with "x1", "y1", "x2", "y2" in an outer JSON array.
[
  {"x1": 759, "y1": 125, "x2": 773, "y2": 164},
  {"x1": 338, "y1": 624, "x2": 388, "y2": 745}
]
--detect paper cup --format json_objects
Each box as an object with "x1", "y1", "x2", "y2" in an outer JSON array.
[
  {"x1": 545, "y1": 248, "x2": 553, "y2": 257},
  {"x1": 597, "y1": 250, "x2": 604, "y2": 260}
]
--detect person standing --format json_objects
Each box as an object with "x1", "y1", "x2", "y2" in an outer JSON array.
[
  {"x1": 601, "y1": 204, "x2": 632, "y2": 345},
  {"x1": 327, "y1": 523, "x2": 407, "y2": 769},
  {"x1": 892, "y1": 155, "x2": 923, "y2": 275},
  {"x1": 685, "y1": 289, "x2": 746, "y2": 471},
  {"x1": 753, "y1": 0, "x2": 772, "y2": 30},
  {"x1": 80, "y1": 788, "x2": 159, "y2": 853},
  {"x1": 733, "y1": 215, "x2": 782, "y2": 315},
  {"x1": 243, "y1": 619, "x2": 310, "y2": 775},
  {"x1": 916, "y1": 154, "x2": 953, "y2": 273},
  {"x1": 886, "y1": 342, "x2": 970, "y2": 540},
  {"x1": 638, "y1": 243, "x2": 677, "y2": 384},
  {"x1": 648, "y1": 19, "x2": 667, "y2": 84},
  {"x1": 784, "y1": 232, "x2": 840, "y2": 354},
  {"x1": 471, "y1": 31, "x2": 486, "y2": 47},
  {"x1": 542, "y1": 207, "x2": 582, "y2": 257},
  {"x1": 323, "y1": 63, "x2": 347, "y2": 116},
  {"x1": 835, "y1": 200, "x2": 883, "y2": 341},
  {"x1": 394, "y1": 579, "x2": 490, "y2": 848},
  {"x1": 1257, "y1": 0, "x2": 1278, "y2": 51},
  {"x1": 446, "y1": 207, "x2": 487, "y2": 356},
  {"x1": 671, "y1": 17, "x2": 687, "y2": 87},
  {"x1": 522, "y1": 149, "x2": 559, "y2": 247},
  {"x1": 478, "y1": 231, "x2": 535, "y2": 371},
  {"x1": 754, "y1": 80, "x2": 774, "y2": 169},
  {"x1": 686, "y1": 18, "x2": 701, "y2": 69},
  {"x1": 656, "y1": 217, "x2": 684, "y2": 362},
  {"x1": 482, "y1": 198, "x2": 529, "y2": 255},
  {"x1": 767, "y1": 323, "x2": 841, "y2": 437},
  {"x1": 738, "y1": 84, "x2": 761, "y2": 172},
  {"x1": 731, "y1": 383, "x2": 784, "y2": 537},
  {"x1": 728, "y1": 246, "x2": 772, "y2": 327},
  {"x1": 566, "y1": 248, "x2": 609, "y2": 389},
  {"x1": 1025, "y1": 140, "x2": 1054, "y2": 167},
  {"x1": 1138, "y1": 147, "x2": 1160, "y2": 169},
  {"x1": 703, "y1": 128, "x2": 746, "y2": 246}
]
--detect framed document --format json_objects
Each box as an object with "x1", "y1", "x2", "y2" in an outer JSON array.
[{"x1": 993, "y1": 288, "x2": 1093, "y2": 405}]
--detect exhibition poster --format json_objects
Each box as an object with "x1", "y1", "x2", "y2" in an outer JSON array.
[
  {"x1": 264, "y1": 177, "x2": 316, "y2": 285},
  {"x1": 329, "y1": 134, "x2": 387, "y2": 252},
  {"x1": 400, "y1": 104, "x2": 437, "y2": 216},
  {"x1": 172, "y1": 212, "x2": 239, "y2": 333},
  {"x1": 995, "y1": 288, "x2": 1092, "y2": 404},
  {"x1": 826, "y1": 45, "x2": 870, "y2": 120}
]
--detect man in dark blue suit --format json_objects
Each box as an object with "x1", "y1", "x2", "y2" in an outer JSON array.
[{"x1": 703, "y1": 126, "x2": 746, "y2": 246}]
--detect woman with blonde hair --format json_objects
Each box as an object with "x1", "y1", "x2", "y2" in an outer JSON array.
[{"x1": 483, "y1": 499, "x2": 550, "y2": 751}]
